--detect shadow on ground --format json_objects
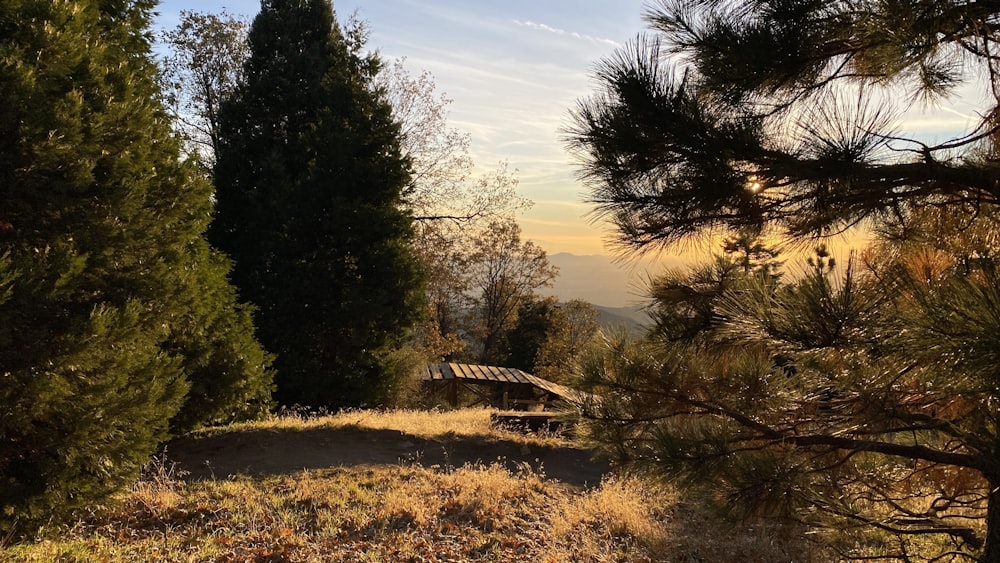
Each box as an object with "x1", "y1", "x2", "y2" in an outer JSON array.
[{"x1": 164, "y1": 426, "x2": 611, "y2": 488}]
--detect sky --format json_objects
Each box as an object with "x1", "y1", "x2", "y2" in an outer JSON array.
[
  {"x1": 152, "y1": 1, "x2": 986, "y2": 304},
  {"x1": 154, "y1": 0, "x2": 647, "y2": 257}
]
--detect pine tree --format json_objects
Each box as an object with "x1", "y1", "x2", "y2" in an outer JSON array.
[
  {"x1": 0, "y1": 0, "x2": 271, "y2": 535},
  {"x1": 568, "y1": 1, "x2": 1000, "y2": 559},
  {"x1": 566, "y1": 0, "x2": 1000, "y2": 250},
  {"x1": 211, "y1": 0, "x2": 424, "y2": 408}
]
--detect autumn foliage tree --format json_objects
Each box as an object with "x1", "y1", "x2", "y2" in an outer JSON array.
[
  {"x1": 465, "y1": 220, "x2": 558, "y2": 365},
  {"x1": 568, "y1": 1, "x2": 1000, "y2": 560},
  {"x1": 375, "y1": 59, "x2": 530, "y2": 361},
  {"x1": 159, "y1": 9, "x2": 249, "y2": 169}
]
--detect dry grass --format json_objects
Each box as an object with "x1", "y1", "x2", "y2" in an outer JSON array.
[
  {"x1": 2, "y1": 409, "x2": 823, "y2": 562},
  {"x1": 195, "y1": 407, "x2": 568, "y2": 447},
  {"x1": 4, "y1": 465, "x2": 817, "y2": 562}
]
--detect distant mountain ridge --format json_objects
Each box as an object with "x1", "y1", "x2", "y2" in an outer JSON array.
[
  {"x1": 540, "y1": 252, "x2": 688, "y2": 308},
  {"x1": 592, "y1": 304, "x2": 649, "y2": 334}
]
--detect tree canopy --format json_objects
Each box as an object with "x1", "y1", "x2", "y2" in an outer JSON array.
[{"x1": 159, "y1": 9, "x2": 532, "y2": 370}]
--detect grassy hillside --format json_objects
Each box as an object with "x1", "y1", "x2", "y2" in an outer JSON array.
[{"x1": 3, "y1": 409, "x2": 818, "y2": 562}]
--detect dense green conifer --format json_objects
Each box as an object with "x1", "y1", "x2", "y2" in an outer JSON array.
[
  {"x1": 0, "y1": 0, "x2": 271, "y2": 534},
  {"x1": 211, "y1": 0, "x2": 424, "y2": 408}
]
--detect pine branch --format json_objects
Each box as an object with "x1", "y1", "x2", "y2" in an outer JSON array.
[{"x1": 669, "y1": 394, "x2": 989, "y2": 472}]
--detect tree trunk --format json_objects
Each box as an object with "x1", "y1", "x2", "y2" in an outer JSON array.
[{"x1": 983, "y1": 479, "x2": 1000, "y2": 562}]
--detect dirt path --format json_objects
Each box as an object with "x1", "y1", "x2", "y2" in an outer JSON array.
[{"x1": 164, "y1": 426, "x2": 611, "y2": 487}]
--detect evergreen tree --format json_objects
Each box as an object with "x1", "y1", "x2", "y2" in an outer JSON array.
[
  {"x1": 566, "y1": 0, "x2": 1000, "y2": 250},
  {"x1": 568, "y1": 1, "x2": 1000, "y2": 559},
  {"x1": 0, "y1": 0, "x2": 272, "y2": 535},
  {"x1": 211, "y1": 0, "x2": 424, "y2": 408},
  {"x1": 507, "y1": 297, "x2": 600, "y2": 383},
  {"x1": 506, "y1": 297, "x2": 562, "y2": 372},
  {"x1": 156, "y1": 13, "x2": 532, "y2": 369},
  {"x1": 166, "y1": 241, "x2": 274, "y2": 432},
  {"x1": 580, "y1": 249, "x2": 1000, "y2": 560},
  {"x1": 647, "y1": 233, "x2": 782, "y2": 343}
]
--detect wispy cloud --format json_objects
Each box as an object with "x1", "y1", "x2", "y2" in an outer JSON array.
[{"x1": 512, "y1": 19, "x2": 621, "y2": 48}]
